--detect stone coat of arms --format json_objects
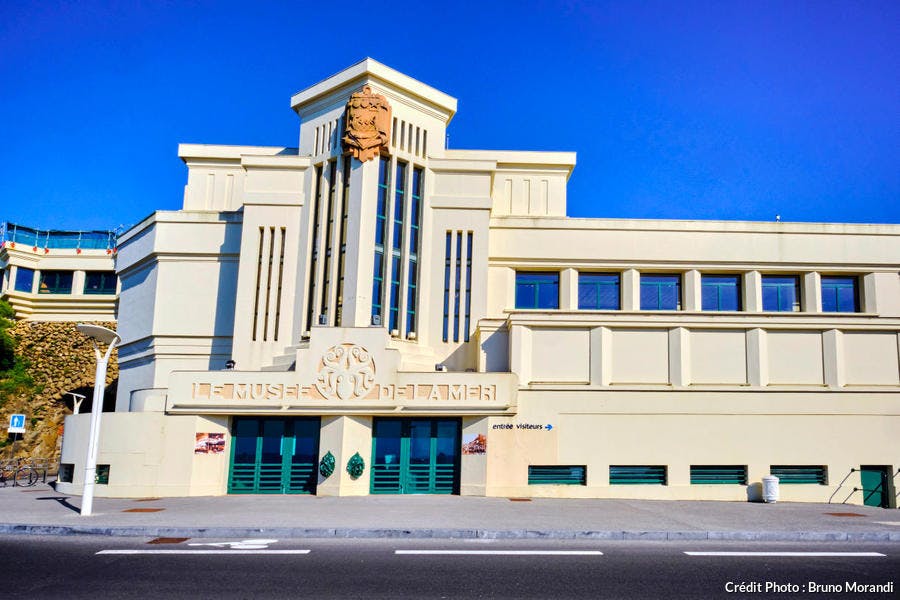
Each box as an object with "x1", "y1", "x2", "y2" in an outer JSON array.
[
  {"x1": 342, "y1": 85, "x2": 392, "y2": 162},
  {"x1": 314, "y1": 344, "x2": 376, "y2": 401}
]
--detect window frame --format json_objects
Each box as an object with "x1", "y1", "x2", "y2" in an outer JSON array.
[
  {"x1": 38, "y1": 270, "x2": 73, "y2": 295},
  {"x1": 83, "y1": 271, "x2": 117, "y2": 295},
  {"x1": 515, "y1": 271, "x2": 560, "y2": 310},
  {"x1": 701, "y1": 274, "x2": 742, "y2": 311},
  {"x1": 578, "y1": 272, "x2": 621, "y2": 310},
  {"x1": 820, "y1": 275, "x2": 860, "y2": 313},
  {"x1": 639, "y1": 273, "x2": 681, "y2": 311},
  {"x1": 761, "y1": 275, "x2": 801, "y2": 312}
]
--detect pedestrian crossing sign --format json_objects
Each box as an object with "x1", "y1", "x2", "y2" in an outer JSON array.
[{"x1": 8, "y1": 413, "x2": 25, "y2": 434}]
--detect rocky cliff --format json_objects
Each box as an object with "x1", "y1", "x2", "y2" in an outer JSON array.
[{"x1": 0, "y1": 319, "x2": 118, "y2": 462}]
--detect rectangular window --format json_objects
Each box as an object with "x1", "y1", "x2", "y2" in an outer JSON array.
[
  {"x1": 762, "y1": 275, "x2": 800, "y2": 312},
  {"x1": 319, "y1": 161, "x2": 338, "y2": 322},
  {"x1": 304, "y1": 165, "x2": 324, "y2": 333},
  {"x1": 406, "y1": 167, "x2": 423, "y2": 335},
  {"x1": 821, "y1": 276, "x2": 859, "y2": 312},
  {"x1": 14, "y1": 267, "x2": 34, "y2": 292},
  {"x1": 453, "y1": 233, "x2": 462, "y2": 341},
  {"x1": 335, "y1": 156, "x2": 351, "y2": 326},
  {"x1": 372, "y1": 157, "x2": 390, "y2": 321},
  {"x1": 770, "y1": 465, "x2": 827, "y2": 485},
  {"x1": 389, "y1": 162, "x2": 407, "y2": 333},
  {"x1": 609, "y1": 465, "x2": 667, "y2": 485},
  {"x1": 515, "y1": 272, "x2": 559, "y2": 309},
  {"x1": 690, "y1": 465, "x2": 747, "y2": 485},
  {"x1": 38, "y1": 271, "x2": 73, "y2": 294},
  {"x1": 528, "y1": 465, "x2": 586, "y2": 485},
  {"x1": 463, "y1": 232, "x2": 472, "y2": 342},
  {"x1": 442, "y1": 232, "x2": 451, "y2": 342},
  {"x1": 640, "y1": 274, "x2": 681, "y2": 310},
  {"x1": 95, "y1": 464, "x2": 110, "y2": 485},
  {"x1": 83, "y1": 271, "x2": 117, "y2": 295},
  {"x1": 58, "y1": 463, "x2": 74, "y2": 483},
  {"x1": 578, "y1": 273, "x2": 620, "y2": 310},
  {"x1": 701, "y1": 274, "x2": 741, "y2": 311}
]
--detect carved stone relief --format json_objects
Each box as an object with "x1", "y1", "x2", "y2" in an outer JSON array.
[
  {"x1": 314, "y1": 343, "x2": 376, "y2": 401},
  {"x1": 342, "y1": 85, "x2": 392, "y2": 162}
]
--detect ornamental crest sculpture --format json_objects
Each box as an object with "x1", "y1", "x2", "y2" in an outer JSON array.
[
  {"x1": 314, "y1": 344, "x2": 376, "y2": 401},
  {"x1": 342, "y1": 85, "x2": 392, "y2": 162}
]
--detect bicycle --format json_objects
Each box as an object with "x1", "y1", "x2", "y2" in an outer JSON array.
[{"x1": 0, "y1": 459, "x2": 39, "y2": 487}]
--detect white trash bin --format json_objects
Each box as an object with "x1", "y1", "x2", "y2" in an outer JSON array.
[{"x1": 762, "y1": 475, "x2": 780, "y2": 503}]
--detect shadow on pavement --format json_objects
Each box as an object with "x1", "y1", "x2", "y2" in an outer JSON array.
[{"x1": 36, "y1": 496, "x2": 80, "y2": 514}]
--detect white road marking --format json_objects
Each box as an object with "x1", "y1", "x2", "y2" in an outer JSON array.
[
  {"x1": 188, "y1": 539, "x2": 279, "y2": 549},
  {"x1": 395, "y1": 550, "x2": 603, "y2": 556},
  {"x1": 684, "y1": 551, "x2": 885, "y2": 557},
  {"x1": 97, "y1": 549, "x2": 310, "y2": 555},
  {"x1": 874, "y1": 521, "x2": 900, "y2": 526}
]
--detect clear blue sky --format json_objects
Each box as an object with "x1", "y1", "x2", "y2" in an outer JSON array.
[{"x1": 1, "y1": 0, "x2": 898, "y2": 232}]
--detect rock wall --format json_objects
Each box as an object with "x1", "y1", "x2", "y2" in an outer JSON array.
[{"x1": 0, "y1": 321, "x2": 118, "y2": 461}]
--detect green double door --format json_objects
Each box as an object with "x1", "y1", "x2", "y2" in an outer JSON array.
[
  {"x1": 228, "y1": 417, "x2": 320, "y2": 494},
  {"x1": 371, "y1": 418, "x2": 461, "y2": 494}
]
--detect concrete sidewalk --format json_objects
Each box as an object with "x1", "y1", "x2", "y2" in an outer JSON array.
[{"x1": 2, "y1": 483, "x2": 899, "y2": 541}]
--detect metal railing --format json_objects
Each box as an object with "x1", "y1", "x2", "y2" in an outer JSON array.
[{"x1": 1, "y1": 221, "x2": 117, "y2": 251}]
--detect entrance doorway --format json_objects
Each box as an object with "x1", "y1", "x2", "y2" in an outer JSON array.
[
  {"x1": 860, "y1": 465, "x2": 893, "y2": 508},
  {"x1": 228, "y1": 417, "x2": 320, "y2": 494},
  {"x1": 371, "y1": 418, "x2": 461, "y2": 494}
]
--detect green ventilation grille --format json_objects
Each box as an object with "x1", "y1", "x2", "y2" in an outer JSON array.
[
  {"x1": 770, "y1": 465, "x2": 827, "y2": 484},
  {"x1": 690, "y1": 465, "x2": 747, "y2": 485},
  {"x1": 528, "y1": 466, "x2": 586, "y2": 485},
  {"x1": 609, "y1": 465, "x2": 666, "y2": 485}
]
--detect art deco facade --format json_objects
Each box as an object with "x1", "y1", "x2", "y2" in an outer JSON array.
[{"x1": 57, "y1": 59, "x2": 900, "y2": 506}]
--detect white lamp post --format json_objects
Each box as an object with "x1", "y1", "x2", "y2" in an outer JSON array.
[{"x1": 76, "y1": 324, "x2": 120, "y2": 517}]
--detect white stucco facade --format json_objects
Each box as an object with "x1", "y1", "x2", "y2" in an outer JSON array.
[{"x1": 57, "y1": 59, "x2": 900, "y2": 506}]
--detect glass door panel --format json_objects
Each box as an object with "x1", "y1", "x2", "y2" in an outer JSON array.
[
  {"x1": 288, "y1": 418, "x2": 320, "y2": 494},
  {"x1": 407, "y1": 420, "x2": 434, "y2": 493},
  {"x1": 372, "y1": 420, "x2": 403, "y2": 493}
]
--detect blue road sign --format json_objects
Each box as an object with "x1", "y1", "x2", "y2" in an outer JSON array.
[{"x1": 9, "y1": 413, "x2": 26, "y2": 433}]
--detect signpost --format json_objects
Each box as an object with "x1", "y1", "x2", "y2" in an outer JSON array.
[{"x1": 8, "y1": 414, "x2": 25, "y2": 434}]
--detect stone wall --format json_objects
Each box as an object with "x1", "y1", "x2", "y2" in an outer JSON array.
[{"x1": 0, "y1": 321, "x2": 118, "y2": 462}]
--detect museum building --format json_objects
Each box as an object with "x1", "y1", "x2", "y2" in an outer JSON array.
[{"x1": 57, "y1": 59, "x2": 900, "y2": 506}]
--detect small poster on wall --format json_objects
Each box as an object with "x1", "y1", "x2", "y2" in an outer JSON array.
[
  {"x1": 461, "y1": 433, "x2": 486, "y2": 455},
  {"x1": 195, "y1": 433, "x2": 226, "y2": 454}
]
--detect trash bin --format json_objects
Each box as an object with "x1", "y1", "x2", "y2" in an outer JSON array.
[{"x1": 762, "y1": 475, "x2": 780, "y2": 503}]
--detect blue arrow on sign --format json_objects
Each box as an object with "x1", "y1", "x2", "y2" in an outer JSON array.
[{"x1": 546, "y1": 424, "x2": 553, "y2": 431}]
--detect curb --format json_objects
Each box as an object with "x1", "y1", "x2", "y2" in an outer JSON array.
[{"x1": 3, "y1": 524, "x2": 900, "y2": 542}]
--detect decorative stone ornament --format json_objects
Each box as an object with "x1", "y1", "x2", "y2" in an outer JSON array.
[
  {"x1": 319, "y1": 451, "x2": 336, "y2": 478},
  {"x1": 346, "y1": 452, "x2": 365, "y2": 479},
  {"x1": 314, "y1": 344, "x2": 376, "y2": 401},
  {"x1": 341, "y1": 85, "x2": 392, "y2": 162}
]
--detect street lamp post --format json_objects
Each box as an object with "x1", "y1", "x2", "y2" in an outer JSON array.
[{"x1": 76, "y1": 324, "x2": 120, "y2": 517}]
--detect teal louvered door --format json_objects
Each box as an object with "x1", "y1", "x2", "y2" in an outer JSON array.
[
  {"x1": 371, "y1": 418, "x2": 460, "y2": 494},
  {"x1": 228, "y1": 417, "x2": 320, "y2": 494}
]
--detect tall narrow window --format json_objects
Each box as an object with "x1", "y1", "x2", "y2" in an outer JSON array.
[
  {"x1": 640, "y1": 274, "x2": 681, "y2": 310},
  {"x1": 389, "y1": 162, "x2": 407, "y2": 332},
  {"x1": 762, "y1": 275, "x2": 800, "y2": 312},
  {"x1": 305, "y1": 165, "x2": 323, "y2": 332},
  {"x1": 371, "y1": 158, "x2": 389, "y2": 322},
  {"x1": 273, "y1": 228, "x2": 286, "y2": 341},
  {"x1": 406, "y1": 167, "x2": 423, "y2": 335},
  {"x1": 464, "y1": 232, "x2": 472, "y2": 341},
  {"x1": 442, "y1": 232, "x2": 451, "y2": 342},
  {"x1": 821, "y1": 276, "x2": 859, "y2": 312},
  {"x1": 335, "y1": 156, "x2": 351, "y2": 326},
  {"x1": 701, "y1": 274, "x2": 741, "y2": 311},
  {"x1": 453, "y1": 232, "x2": 462, "y2": 341},
  {"x1": 320, "y1": 161, "x2": 337, "y2": 322},
  {"x1": 252, "y1": 227, "x2": 264, "y2": 340}
]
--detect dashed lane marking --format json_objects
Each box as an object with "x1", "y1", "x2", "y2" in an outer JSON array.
[
  {"x1": 395, "y1": 550, "x2": 604, "y2": 556},
  {"x1": 684, "y1": 552, "x2": 885, "y2": 557},
  {"x1": 97, "y1": 549, "x2": 310, "y2": 555}
]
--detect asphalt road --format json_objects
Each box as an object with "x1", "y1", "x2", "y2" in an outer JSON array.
[{"x1": 0, "y1": 535, "x2": 896, "y2": 599}]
